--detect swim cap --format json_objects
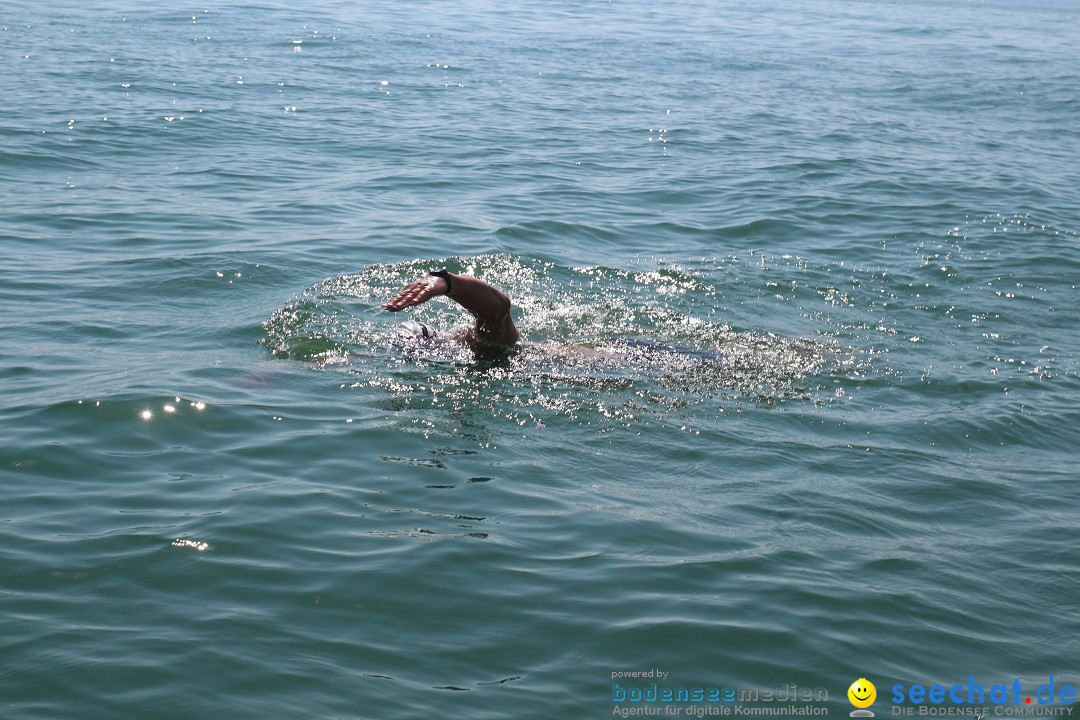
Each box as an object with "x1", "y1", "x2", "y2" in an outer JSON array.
[{"x1": 395, "y1": 320, "x2": 437, "y2": 340}]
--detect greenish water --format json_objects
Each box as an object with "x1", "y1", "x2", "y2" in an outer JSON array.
[{"x1": 2, "y1": 1, "x2": 1079, "y2": 718}]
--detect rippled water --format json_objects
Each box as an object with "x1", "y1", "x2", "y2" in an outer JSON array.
[{"x1": 2, "y1": 1, "x2": 1079, "y2": 718}]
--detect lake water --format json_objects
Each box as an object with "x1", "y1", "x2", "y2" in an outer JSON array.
[{"x1": 2, "y1": 1, "x2": 1079, "y2": 718}]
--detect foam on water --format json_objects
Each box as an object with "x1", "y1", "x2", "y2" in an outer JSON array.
[{"x1": 262, "y1": 255, "x2": 854, "y2": 425}]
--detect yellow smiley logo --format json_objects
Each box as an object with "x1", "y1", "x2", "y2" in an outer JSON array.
[{"x1": 848, "y1": 678, "x2": 877, "y2": 709}]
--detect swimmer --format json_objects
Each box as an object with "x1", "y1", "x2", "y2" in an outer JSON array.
[
  {"x1": 382, "y1": 269, "x2": 520, "y2": 351},
  {"x1": 382, "y1": 268, "x2": 725, "y2": 366}
]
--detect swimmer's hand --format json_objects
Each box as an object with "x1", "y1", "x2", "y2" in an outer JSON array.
[{"x1": 381, "y1": 275, "x2": 448, "y2": 311}]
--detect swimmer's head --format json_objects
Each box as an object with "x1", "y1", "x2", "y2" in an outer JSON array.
[{"x1": 394, "y1": 320, "x2": 438, "y2": 341}]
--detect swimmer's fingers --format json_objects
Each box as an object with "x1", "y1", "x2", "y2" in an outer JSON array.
[{"x1": 381, "y1": 276, "x2": 446, "y2": 311}]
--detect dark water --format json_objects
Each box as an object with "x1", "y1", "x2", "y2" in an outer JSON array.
[{"x1": 2, "y1": 1, "x2": 1079, "y2": 718}]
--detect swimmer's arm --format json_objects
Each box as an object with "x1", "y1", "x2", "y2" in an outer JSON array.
[
  {"x1": 447, "y1": 274, "x2": 520, "y2": 346},
  {"x1": 442, "y1": 274, "x2": 512, "y2": 323},
  {"x1": 382, "y1": 272, "x2": 520, "y2": 345}
]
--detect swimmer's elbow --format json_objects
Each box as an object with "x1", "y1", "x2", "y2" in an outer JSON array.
[{"x1": 495, "y1": 291, "x2": 513, "y2": 320}]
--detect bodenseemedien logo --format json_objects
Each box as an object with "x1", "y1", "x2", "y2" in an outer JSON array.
[{"x1": 849, "y1": 678, "x2": 877, "y2": 717}]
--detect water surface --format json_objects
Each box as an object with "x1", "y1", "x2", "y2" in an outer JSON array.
[{"x1": 2, "y1": 1, "x2": 1079, "y2": 718}]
